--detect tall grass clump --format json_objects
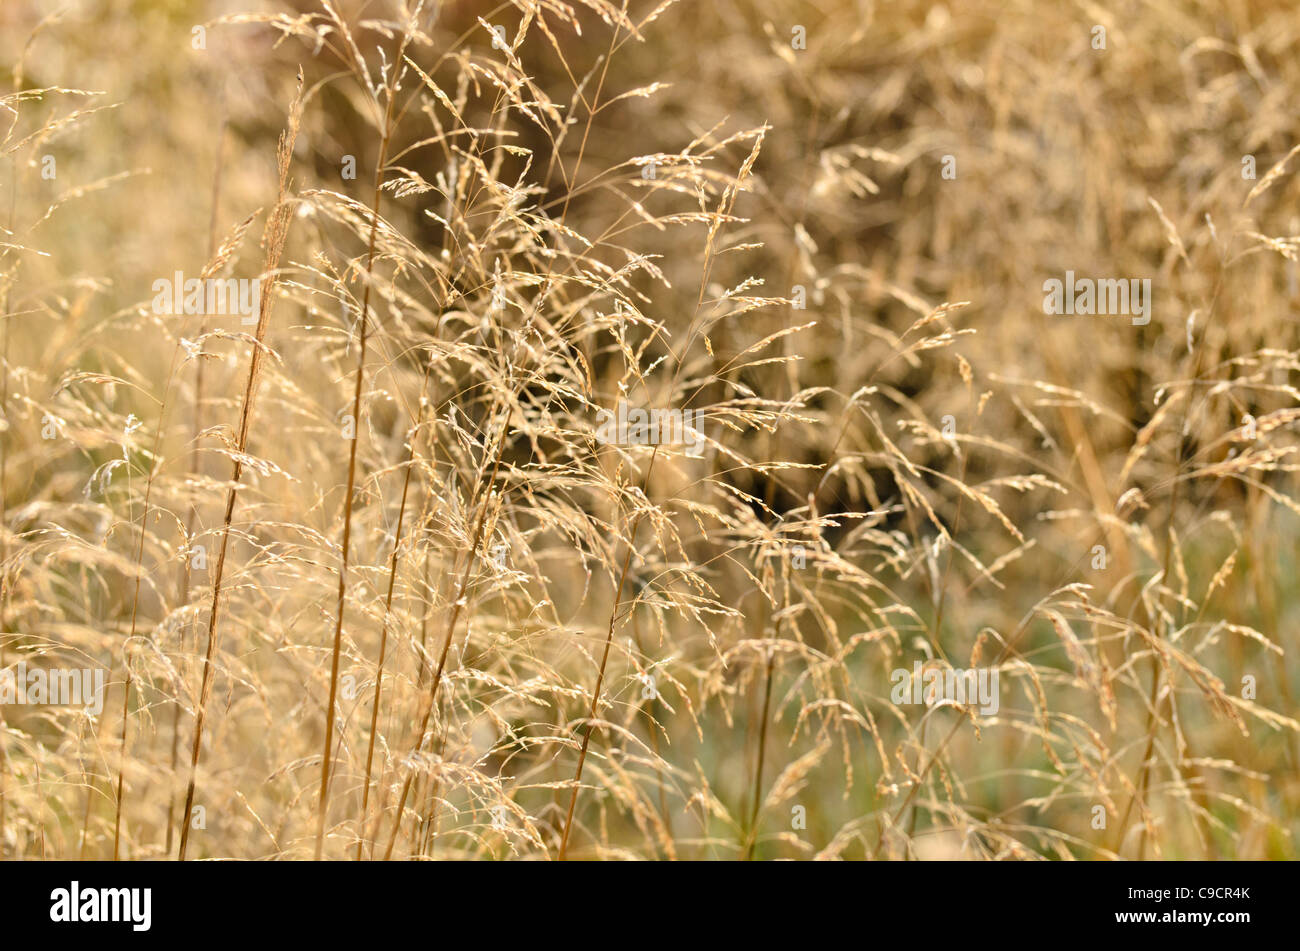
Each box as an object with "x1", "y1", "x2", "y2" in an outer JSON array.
[{"x1": 0, "y1": 0, "x2": 1297, "y2": 861}]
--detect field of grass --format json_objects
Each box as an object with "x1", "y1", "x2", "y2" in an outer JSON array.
[{"x1": 1, "y1": 0, "x2": 1298, "y2": 860}]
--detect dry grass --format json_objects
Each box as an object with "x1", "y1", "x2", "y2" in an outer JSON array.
[{"x1": 1, "y1": 0, "x2": 1298, "y2": 860}]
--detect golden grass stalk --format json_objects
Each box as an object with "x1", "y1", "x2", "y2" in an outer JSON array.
[{"x1": 178, "y1": 74, "x2": 303, "y2": 860}]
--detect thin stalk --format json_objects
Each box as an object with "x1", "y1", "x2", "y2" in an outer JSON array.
[
  {"x1": 356, "y1": 359, "x2": 434, "y2": 859},
  {"x1": 0, "y1": 77, "x2": 21, "y2": 858},
  {"x1": 557, "y1": 487, "x2": 653, "y2": 860},
  {"x1": 316, "y1": 31, "x2": 409, "y2": 860},
  {"x1": 1113, "y1": 264, "x2": 1226, "y2": 859},
  {"x1": 178, "y1": 80, "x2": 301, "y2": 860},
  {"x1": 112, "y1": 350, "x2": 184, "y2": 859},
  {"x1": 382, "y1": 428, "x2": 508, "y2": 859},
  {"x1": 168, "y1": 108, "x2": 227, "y2": 857}
]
